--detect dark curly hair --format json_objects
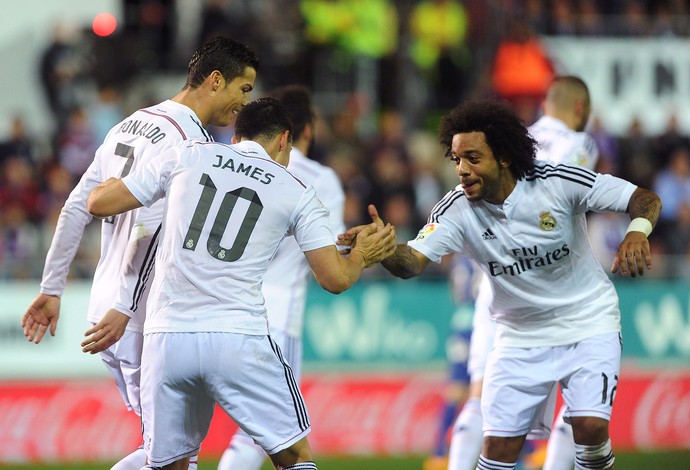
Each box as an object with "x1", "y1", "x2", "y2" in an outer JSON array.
[
  {"x1": 439, "y1": 100, "x2": 537, "y2": 180},
  {"x1": 184, "y1": 36, "x2": 260, "y2": 89}
]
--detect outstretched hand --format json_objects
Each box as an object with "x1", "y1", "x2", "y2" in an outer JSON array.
[
  {"x1": 22, "y1": 293, "x2": 60, "y2": 344},
  {"x1": 611, "y1": 231, "x2": 651, "y2": 277},
  {"x1": 337, "y1": 204, "x2": 386, "y2": 251},
  {"x1": 81, "y1": 308, "x2": 131, "y2": 354},
  {"x1": 349, "y1": 222, "x2": 397, "y2": 268}
]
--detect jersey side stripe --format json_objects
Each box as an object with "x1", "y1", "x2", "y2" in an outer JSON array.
[
  {"x1": 129, "y1": 223, "x2": 162, "y2": 311},
  {"x1": 525, "y1": 172, "x2": 594, "y2": 188},
  {"x1": 268, "y1": 336, "x2": 310, "y2": 430},
  {"x1": 429, "y1": 190, "x2": 465, "y2": 223},
  {"x1": 140, "y1": 109, "x2": 187, "y2": 139}
]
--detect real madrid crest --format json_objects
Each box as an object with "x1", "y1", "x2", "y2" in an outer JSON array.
[{"x1": 539, "y1": 211, "x2": 556, "y2": 231}]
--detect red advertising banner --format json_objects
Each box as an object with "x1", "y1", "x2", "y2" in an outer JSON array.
[{"x1": 1, "y1": 369, "x2": 689, "y2": 463}]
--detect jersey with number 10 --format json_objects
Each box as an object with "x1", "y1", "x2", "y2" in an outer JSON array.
[
  {"x1": 122, "y1": 140, "x2": 335, "y2": 335},
  {"x1": 40, "y1": 100, "x2": 213, "y2": 332}
]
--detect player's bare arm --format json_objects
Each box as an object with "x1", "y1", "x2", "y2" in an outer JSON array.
[
  {"x1": 87, "y1": 178, "x2": 143, "y2": 218},
  {"x1": 307, "y1": 222, "x2": 396, "y2": 293},
  {"x1": 81, "y1": 308, "x2": 131, "y2": 354},
  {"x1": 612, "y1": 187, "x2": 662, "y2": 277},
  {"x1": 381, "y1": 243, "x2": 431, "y2": 279},
  {"x1": 21, "y1": 293, "x2": 60, "y2": 344}
]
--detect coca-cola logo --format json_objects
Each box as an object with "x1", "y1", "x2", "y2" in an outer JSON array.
[
  {"x1": 302, "y1": 374, "x2": 444, "y2": 454},
  {"x1": 0, "y1": 381, "x2": 141, "y2": 461},
  {"x1": 632, "y1": 374, "x2": 690, "y2": 447}
]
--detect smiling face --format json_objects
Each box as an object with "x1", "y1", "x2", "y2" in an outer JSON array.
[
  {"x1": 449, "y1": 131, "x2": 516, "y2": 204},
  {"x1": 209, "y1": 66, "x2": 257, "y2": 127}
]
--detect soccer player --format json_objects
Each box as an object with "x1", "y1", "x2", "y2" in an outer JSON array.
[
  {"x1": 448, "y1": 75, "x2": 600, "y2": 470},
  {"x1": 86, "y1": 98, "x2": 397, "y2": 470},
  {"x1": 21, "y1": 36, "x2": 260, "y2": 470},
  {"x1": 217, "y1": 85, "x2": 345, "y2": 470},
  {"x1": 341, "y1": 99, "x2": 661, "y2": 470}
]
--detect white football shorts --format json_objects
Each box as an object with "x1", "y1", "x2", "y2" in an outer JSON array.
[
  {"x1": 482, "y1": 332, "x2": 622, "y2": 440},
  {"x1": 97, "y1": 326, "x2": 143, "y2": 416},
  {"x1": 141, "y1": 331, "x2": 310, "y2": 467}
]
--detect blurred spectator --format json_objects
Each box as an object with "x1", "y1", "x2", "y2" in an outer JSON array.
[
  {"x1": 589, "y1": 115, "x2": 620, "y2": 174},
  {"x1": 617, "y1": 116, "x2": 656, "y2": 188},
  {"x1": 39, "y1": 23, "x2": 87, "y2": 134},
  {"x1": 523, "y1": 0, "x2": 549, "y2": 34},
  {"x1": 198, "y1": 0, "x2": 256, "y2": 46},
  {"x1": 85, "y1": 84, "x2": 124, "y2": 143},
  {"x1": 616, "y1": 0, "x2": 649, "y2": 36},
  {"x1": 36, "y1": 163, "x2": 74, "y2": 226},
  {"x1": 365, "y1": 110, "x2": 416, "y2": 220},
  {"x1": 0, "y1": 115, "x2": 35, "y2": 166},
  {"x1": 0, "y1": 158, "x2": 42, "y2": 279},
  {"x1": 409, "y1": 0, "x2": 470, "y2": 109},
  {"x1": 407, "y1": 130, "x2": 446, "y2": 218},
  {"x1": 0, "y1": 157, "x2": 41, "y2": 223},
  {"x1": 549, "y1": 0, "x2": 578, "y2": 35},
  {"x1": 653, "y1": 147, "x2": 690, "y2": 256},
  {"x1": 251, "y1": 1, "x2": 307, "y2": 90},
  {"x1": 55, "y1": 106, "x2": 97, "y2": 184},
  {"x1": 653, "y1": 112, "x2": 690, "y2": 168},
  {"x1": 490, "y1": 16, "x2": 554, "y2": 123},
  {"x1": 576, "y1": 0, "x2": 607, "y2": 36}
]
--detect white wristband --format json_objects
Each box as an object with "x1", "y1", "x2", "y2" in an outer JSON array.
[{"x1": 625, "y1": 217, "x2": 653, "y2": 237}]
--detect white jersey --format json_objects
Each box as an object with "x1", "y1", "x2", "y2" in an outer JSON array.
[
  {"x1": 528, "y1": 115, "x2": 599, "y2": 169},
  {"x1": 122, "y1": 140, "x2": 335, "y2": 335},
  {"x1": 40, "y1": 100, "x2": 213, "y2": 332},
  {"x1": 262, "y1": 148, "x2": 345, "y2": 337},
  {"x1": 409, "y1": 161, "x2": 636, "y2": 348}
]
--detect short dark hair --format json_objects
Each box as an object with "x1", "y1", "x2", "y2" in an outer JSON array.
[
  {"x1": 439, "y1": 100, "x2": 537, "y2": 180},
  {"x1": 184, "y1": 36, "x2": 260, "y2": 89},
  {"x1": 234, "y1": 98, "x2": 293, "y2": 143},
  {"x1": 268, "y1": 84, "x2": 314, "y2": 141}
]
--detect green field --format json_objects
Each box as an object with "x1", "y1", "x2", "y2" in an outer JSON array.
[{"x1": 2, "y1": 451, "x2": 690, "y2": 470}]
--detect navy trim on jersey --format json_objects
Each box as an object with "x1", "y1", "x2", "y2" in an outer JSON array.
[
  {"x1": 188, "y1": 115, "x2": 212, "y2": 142},
  {"x1": 429, "y1": 190, "x2": 465, "y2": 223},
  {"x1": 268, "y1": 335, "x2": 310, "y2": 431},
  {"x1": 140, "y1": 109, "x2": 187, "y2": 139},
  {"x1": 525, "y1": 164, "x2": 596, "y2": 188},
  {"x1": 129, "y1": 223, "x2": 162, "y2": 312}
]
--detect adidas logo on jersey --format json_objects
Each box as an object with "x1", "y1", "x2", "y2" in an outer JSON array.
[{"x1": 482, "y1": 228, "x2": 497, "y2": 240}]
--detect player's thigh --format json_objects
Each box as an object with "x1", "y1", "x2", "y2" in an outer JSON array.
[
  {"x1": 204, "y1": 333, "x2": 310, "y2": 455},
  {"x1": 141, "y1": 333, "x2": 214, "y2": 466},
  {"x1": 559, "y1": 332, "x2": 622, "y2": 422},
  {"x1": 97, "y1": 327, "x2": 143, "y2": 414},
  {"x1": 482, "y1": 345, "x2": 557, "y2": 438}
]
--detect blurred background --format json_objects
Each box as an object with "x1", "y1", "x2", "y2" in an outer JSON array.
[{"x1": 1, "y1": 0, "x2": 689, "y2": 468}]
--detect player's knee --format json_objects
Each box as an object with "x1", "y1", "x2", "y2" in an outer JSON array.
[
  {"x1": 574, "y1": 439, "x2": 614, "y2": 469},
  {"x1": 269, "y1": 438, "x2": 313, "y2": 468},
  {"x1": 571, "y1": 416, "x2": 609, "y2": 445}
]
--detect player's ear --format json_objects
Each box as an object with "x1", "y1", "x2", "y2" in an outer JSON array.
[{"x1": 498, "y1": 156, "x2": 511, "y2": 168}]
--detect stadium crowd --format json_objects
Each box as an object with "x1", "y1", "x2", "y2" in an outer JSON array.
[{"x1": 2, "y1": 0, "x2": 690, "y2": 280}]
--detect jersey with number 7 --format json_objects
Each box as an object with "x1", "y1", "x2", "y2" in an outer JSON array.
[{"x1": 40, "y1": 100, "x2": 214, "y2": 333}]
